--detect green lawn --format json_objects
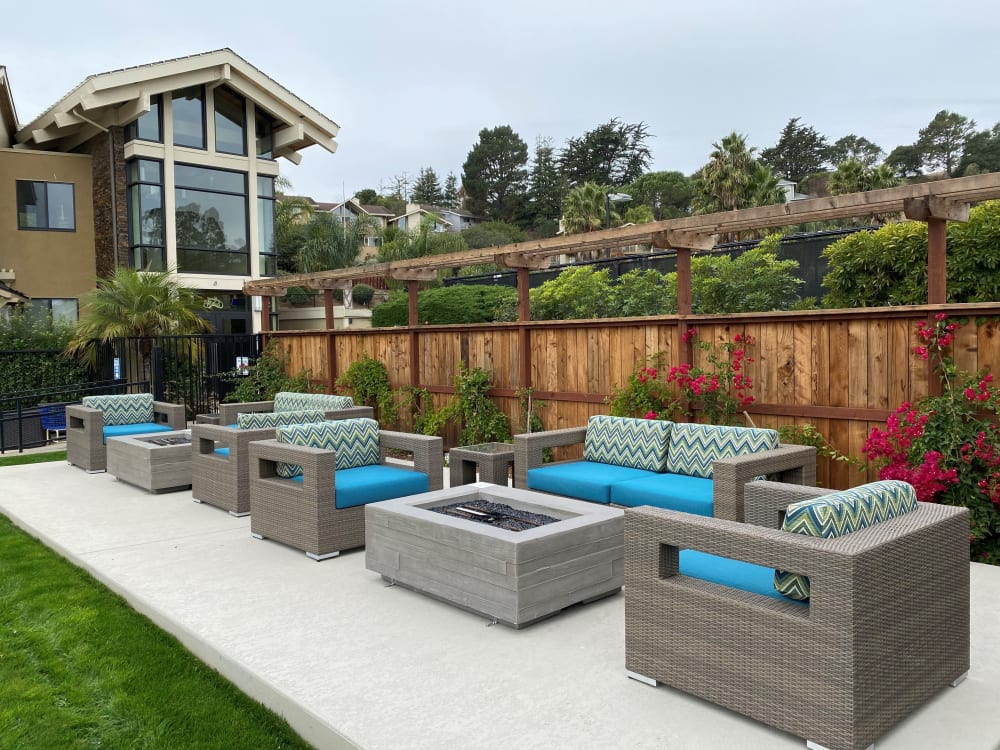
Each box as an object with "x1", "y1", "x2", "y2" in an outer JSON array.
[
  {"x1": 0, "y1": 513, "x2": 314, "y2": 750},
  {"x1": 0, "y1": 450, "x2": 66, "y2": 468}
]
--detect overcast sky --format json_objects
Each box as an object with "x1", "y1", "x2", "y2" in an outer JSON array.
[{"x1": 4, "y1": 0, "x2": 999, "y2": 203}]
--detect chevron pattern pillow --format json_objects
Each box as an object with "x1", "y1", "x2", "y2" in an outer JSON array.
[
  {"x1": 273, "y1": 392, "x2": 355, "y2": 413},
  {"x1": 275, "y1": 418, "x2": 380, "y2": 478},
  {"x1": 82, "y1": 393, "x2": 154, "y2": 426},
  {"x1": 236, "y1": 409, "x2": 326, "y2": 430},
  {"x1": 665, "y1": 423, "x2": 779, "y2": 479},
  {"x1": 774, "y1": 480, "x2": 919, "y2": 601},
  {"x1": 583, "y1": 415, "x2": 672, "y2": 472}
]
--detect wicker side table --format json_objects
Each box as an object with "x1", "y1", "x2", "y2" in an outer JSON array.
[{"x1": 449, "y1": 442, "x2": 514, "y2": 486}]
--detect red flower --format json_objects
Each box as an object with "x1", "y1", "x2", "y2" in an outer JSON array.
[{"x1": 644, "y1": 411, "x2": 658, "y2": 420}]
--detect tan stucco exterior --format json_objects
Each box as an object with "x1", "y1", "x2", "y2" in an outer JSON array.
[{"x1": 0, "y1": 148, "x2": 96, "y2": 300}]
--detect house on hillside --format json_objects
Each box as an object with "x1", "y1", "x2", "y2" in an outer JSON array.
[
  {"x1": 0, "y1": 49, "x2": 339, "y2": 334},
  {"x1": 388, "y1": 203, "x2": 483, "y2": 233}
]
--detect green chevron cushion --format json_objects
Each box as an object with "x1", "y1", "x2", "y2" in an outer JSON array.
[
  {"x1": 774, "y1": 480, "x2": 919, "y2": 601},
  {"x1": 583, "y1": 415, "x2": 672, "y2": 472},
  {"x1": 273, "y1": 392, "x2": 354, "y2": 413},
  {"x1": 82, "y1": 393, "x2": 154, "y2": 425},
  {"x1": 236, "y1": 409, "x2": 326, "y2": 430},
  {"x1": 665, "y1": 423, "x2": 779, "y2": 479},
  {"x1": 275, "y1": 418, "x2": 380, "y2": 478}
]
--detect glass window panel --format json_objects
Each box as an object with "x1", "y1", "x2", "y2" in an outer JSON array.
[
  {"x1": 255, "y1": 112, "x2": 274, "y2": 159},
  {"x1": 46, "y1": 183, "x2": 75, "y2": 230},
  {"x1": 16, "y1": 181, "x2": 45, "y2": 228},
  {"x1": 130, "y1": 184, "x2": 163, "y2": 246},
  {"x1": 258, "y1": 197, "x2": 275, "y2": 253},
  {"x1": 259, "y1": 253, "x2": 276, "y2": 276},
  {"x1": 175, "y1": 164, "x2": 245, "y2": 194},
  {"x1": 131, "y1": 159, "x2": 162, "y2": 184},
  {"x1": 132, "y1": 247, "x2": 166, "y2": 272},
  {"x1": 50, "y1": 299, "x2": 79, "y2": 323},
  {"x1": 214, "y1": 87, "x2": 246, "y2": 155},
  {"x1": 257, "y1": 175, "x2": 274, "y2": 197},
  {"x1": 138, "y1": 96, "x2": 162, "y2": 141},
  {"x1": 178, "y1": 248, "x2": 249, "y2": 275},
  {"x1": 172, "y1": 86, "x2": 205, "y2": 149}
]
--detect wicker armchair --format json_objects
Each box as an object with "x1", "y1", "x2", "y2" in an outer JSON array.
[
  {"x1": 624, "y1": 481, "x2": 970, "y2": 750},
  {"x1": 514, "y1": 422, "x2": 816, "y2": 521},
  {"x1": 248, "y1": 429, "x2": 443, "y2": 560},
  {"x1": 190, "y1": 405, "x2": 373, "y2": 516},
  {"x1": 66, "y1": 395, "x2": 186, "y2": 472}
]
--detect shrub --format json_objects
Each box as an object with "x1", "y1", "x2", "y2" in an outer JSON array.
[
  {"x1": 0, "y1": 312, "x2": 90, "y2": 399},
  {"x1": 351, "y1": 284, "x2": 374, "y2": 307},
  {"x1": 862, "y1": 314, "x2": 1000, "y2": 563},
  {"x1": 531, "y1": 266, "x2": 613, "y2": 321},
  {"x1": 335, "y1": 355, "x2": 398, "y2": 426},
  {"x1": 371, "y1": 286, "x2": 517, "y2": 327},
  {"x1": 222, "y1": 340, "x2": 316, "y2": 403}
]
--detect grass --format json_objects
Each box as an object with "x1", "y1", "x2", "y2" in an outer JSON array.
[
  {"x1": 0, "y1": 513, "x2": 314, "y2": 750},
  {"x1": 0, "y1": 450, "x2": 67, "y2": 468}
]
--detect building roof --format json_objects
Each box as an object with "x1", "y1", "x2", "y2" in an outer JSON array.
[
  {"x1": 0, "y1": 66, "x2": 19, "y2": 146},
  {"x1": 360, "y1": 204, "x2": 394, "y2": 216},
  {"x1": 0, "y1": 280, "x2": 30, "y2": 306},
  {"x1": 13, "y1": 48, "x2": 339, "y2": 163}
]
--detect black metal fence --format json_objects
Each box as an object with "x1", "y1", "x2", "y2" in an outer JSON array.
[{"x1": 0, "y1": 334, "x2": 261, "y2": 453}]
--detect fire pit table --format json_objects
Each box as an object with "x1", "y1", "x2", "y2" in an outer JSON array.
[
  {"x1": 365, "y1": 483, "x2": 623, "y2": 628},
  {"x1": 106, "y1": 430, "x2": 193, "y2": 493}
]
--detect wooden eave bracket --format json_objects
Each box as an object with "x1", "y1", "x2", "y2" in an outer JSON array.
[
  {"x1": 389, "y1": 268, "x2": 437, "y2": 282},
  {"x1": 495, "y1": 252, "x2": 552, "y2": 270},
  {"x1": 903, "y1": 196, "x2": 971, "y2": 223},
  {"x1": 652, "y1": 230, "x2": 719, "y2": 251}
]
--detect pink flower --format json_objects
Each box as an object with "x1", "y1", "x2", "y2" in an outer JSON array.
[{"x1": 644, "y1": 411, "x2": 658, "y2": 420}]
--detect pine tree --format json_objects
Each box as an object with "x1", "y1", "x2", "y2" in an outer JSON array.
[
  {"x1": 410, "y1": 167, "x2": 444, "y2": 205},
  {"x1": 442, "y1": 173, "x2": 459, "y2": 209}
]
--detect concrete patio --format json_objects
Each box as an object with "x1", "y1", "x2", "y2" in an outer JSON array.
[{"x1": 1, "y1": 460, "x2": 999, "y2": 750}]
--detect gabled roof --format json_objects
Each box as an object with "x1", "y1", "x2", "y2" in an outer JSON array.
[
  {"x1": 0, "y1": 280, "x2": 30, "y2": 307},
  {"x1": 390, "y1": 206, "x2": 454, "y2": 227},
  {"x1": 0, "y1": 66, "x2": 19, "y2": 146},
  {"x1": 360, "y1": 204, "x2": 393, "y2": 216},
  {"x1": 13, "y1": 49, "x2": 338, "y2": 163}
]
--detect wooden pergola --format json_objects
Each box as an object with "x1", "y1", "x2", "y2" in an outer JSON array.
[{"x1": 246, "y1": 172, "x2": 1000, "y2": 322}]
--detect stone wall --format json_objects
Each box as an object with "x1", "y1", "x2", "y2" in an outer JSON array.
[{"x1": 78, "y1": 127, "x2": 128, "y2": 277}]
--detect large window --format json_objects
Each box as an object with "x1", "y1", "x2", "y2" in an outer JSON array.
[
  {"x1": 214, "y1": 86, "x2": 246, "y2": 156},
  {"x1": 172, "y1": 86, "x2": 205, "y2": 149},
  {"x1": 255, "y1": 110, "x2": 275, "y2": 159},
  {"x1": 257, "y1": 175, "x2": 276, "y2": 276},
  {"x1": 175, "y1": 164, "x2": 248, "y2": 275},
  {"x1": 125, "y1": 94, "x2": 162, "y2": 143},
  {"x1": 126, "y1": 159, "x2": 165, "y2": 270},
  {"x1": 16, "y1": 181, "x2": 75, "y2": 231},
  {"x1": 26, "y1": 298, "x2": 79, "y2": 323}
]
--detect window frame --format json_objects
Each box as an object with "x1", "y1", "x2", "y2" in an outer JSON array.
[
  {"x1": 213, "y1": 86, "x2": 247, "y2": 157},
  {"x1": 124, "y1": 93, "x2": 163, "y2": 143},
  {"x1": 174, "y1": 162, "x2": 250, "y2": 276},
  {"x1": 172, "y1": 85, "x2": 207, "y2": 150},
  {"x1": 126, "y1": 157, "x2": 166, "y2": 271},
  {"x1": 16, "y1": 180, "x2": 76, "y2": 232}
]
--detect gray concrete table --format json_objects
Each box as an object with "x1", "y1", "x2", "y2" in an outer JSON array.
[
  {"x1": 448, "y1": 441, "x2": 514, "y2": 486},
  {"x1": 366, "y1": 483, "x2": 623, "y2": 628},
  {"x1": 106, "y1": 430, "x2": 193, "y2": 493}
]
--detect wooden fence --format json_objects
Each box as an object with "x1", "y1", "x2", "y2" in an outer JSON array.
[{"x1": 271, "y1": 302, "x2": 1000, "y2": 490}]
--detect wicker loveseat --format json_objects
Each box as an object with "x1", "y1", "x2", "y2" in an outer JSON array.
[
  {"x1": 190, "y1": 393, "x2": 373, "y2": 516},
  {"x1": 248, "y1": 418, "x2": 443, "y2": 560},
  {"x1": 624, "y1": 479, "x2": 970, "y2": 750},
  {"x1": 514, "y1": 415, "x2": 816, "y2": 521},
  {"x1": 66, "y1": 393, "x2": 186, "y2": 472}
]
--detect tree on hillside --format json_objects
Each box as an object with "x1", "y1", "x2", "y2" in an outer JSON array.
[
  {"x1": 527, "y1": 136, "x2": 566, "y2": 230},
  {"x1": 827, "y1": 158, "x2": 900, "y2": 196},
  {"x1": 378, "y1": 215, "x2": 467, "y2": 262},
  {"x1": 561, "y1": 182, "x2": 609, "y2": 234},
  {"x1": 442, "y1": 173, "x2": 460, "y2": 209},
  {"x1": 916, "y1": 110, "x2": 976, "y2": 176},
  {"x1": 296, "y1": 213, "x2": 377, "y2": 272},
  {"x1": 461, "y1": 125, "x2": 529, "y2": 223},
  {"x1": 825, "y1": 135, "x2": 883, "y2": 167},
  {"x1": 461, "y1": 221, "x2": 525, "y2": 249},
  {"x1": 410, "y1": 167, "x2": 444, "y2": 205},
  {"x1": 559, "y1": 118, "x2": 652, "y2": 187},
  {"x1": 885, "y1": 144, "x2": 924, "y2": 178},
  {"x1": 693, "y1": 132, "x2": 786, "y2": 215},
  {"x1": 624, "y1": 171, "x2": 693, "y2": 219},
  {"x1": 355, "y1": 188, "x2": 379, "y2": 204},
  {"x1": 760, "y1": 117, "x2": 829, "y2": 183},
  {"x1": 957, "y1": 123, "x2": 1000, "y2": 176}
]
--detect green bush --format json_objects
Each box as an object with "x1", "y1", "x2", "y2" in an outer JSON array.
[
  {"x1": 351, "y1": 284, "x2": 375, "y2": 307},
  {"x1": 371, "y1": 285, "x2": 518, "y2": 327},
  {"x1": 531, "y1": 266, "x2": 613, "y2": 320},
  {"x1": 222, "y1": 340, "x2": 316, "y2": 403},
  {"x1": 335, "y1": 356, "x2": 398, "y2": 425},
  {"x1": 0, "y1": 312, "x2": 90, "y2": 400}
]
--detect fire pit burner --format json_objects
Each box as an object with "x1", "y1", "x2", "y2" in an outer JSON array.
[
  {"x1": 140, "y1": 434, "x2": 192, "y2": 447},
  {"x1": 431, "y1": 499, "x2": 559, "y2": 532}
]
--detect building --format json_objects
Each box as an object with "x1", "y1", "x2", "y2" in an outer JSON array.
[
  {"x1": 388, "y1": 203, "x2": 483, "y2": 234},
  {"x1": 0, "y1": 49, "x2": 339, "y2": 333},
  {"x1": 318, "y1": 198, "x2": 393, "y2": 262}
]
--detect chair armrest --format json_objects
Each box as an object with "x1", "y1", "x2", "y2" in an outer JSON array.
[
  {"x1": 380, "y1": 431, "x2": 444, "y2": 491},
  {"x1": 153, "y1": 401, "x2": 187, "y2": 430},
  {"x1": 190, "y1": 423, "x2": 272, "y2": 457},
  {"x1": 513, "y1": 427, "x2": 588, "y2": 488},
  {"x1": 249, "y1": 438, "x2": 337, "y2": 497},
  {"x1": 66, "y1": 404, "x2": 103, "y2": 432},
  {"x1": 712, "y1": 444, "x2": 817, "y2": 521},
  {"x1": 743, "y1": 480, "x2": 831, "y2": 528},
  {"x1": 218, "y1": 401, "x2": 275, "y2": 425},
  {"x1": 323, "y1": 405, "x2": 375, "y2": 421}
]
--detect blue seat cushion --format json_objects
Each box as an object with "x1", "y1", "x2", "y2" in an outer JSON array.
[
  {"x1": 291, "y1": 464, "x2": 429, "y2": 509},
  {"x1": 679, "y1": 550, "x2": 805, "y2": 605},
  {"x1": 526, "y1": 460, "x2": 658, "y2": 504},
  {"x1": 214, "y1": 447, "x2": 230, "y2": 457},
  {"x1": 102, "y1": 422, "x2": 173, "y2": 444},
  {"x1": 610, "y1": 473, "x2": 714, "y2": 516}
]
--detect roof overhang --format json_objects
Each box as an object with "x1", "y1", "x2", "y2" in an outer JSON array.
[
  {"x1": 0, "y1": 66, "x2": 19, "y2": 142},
  {"x1": 13, "y1": 48, "x2": 338, "y2": 159}
]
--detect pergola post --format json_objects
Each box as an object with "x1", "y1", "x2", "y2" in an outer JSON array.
[
  {"x1": 654, "y1": 230, "x2": 718, "y2": 367},
  {"x1": 497, "y1": 252, "x2": 553, "y2": 390},
  {"x1": 389, "y1": 268, "x2": 438, "y2": 390},
  {"x1": 306, "y1": 278, "x2": 355, "y2": 390}
]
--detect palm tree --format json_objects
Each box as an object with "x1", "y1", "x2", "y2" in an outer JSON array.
[
  {"x1": 297, "y1": 213, "x2": 377, "y2": 272},
  {"x1": 66, "y1": 267, "x2": 211, "y2": 378},
  {"x1": 828, "y1": 158, "x2": 901, "y2": 224},
  {"x1": 561, "y1": 182, "x2": 608, "y2": 234},
  {"x1": 693, "y1": 132, "x2": 786, "y2": 214}
]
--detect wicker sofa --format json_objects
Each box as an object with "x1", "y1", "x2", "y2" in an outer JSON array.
[
  {"x1": 514, "y1": 415, "x2": 816, "y2": 521},
  {"x1": 248, "y1": 418, "x2": 443, "y2": 560},
  {"x1": 66, "y1": 393, "x2": 186, "y2": 472},
  {"x1": 190, "y1": 393, "x2": 373, "y2": 516},
  {"x1": 624, "y1": 479, "x2": 970, "y2": 750}
]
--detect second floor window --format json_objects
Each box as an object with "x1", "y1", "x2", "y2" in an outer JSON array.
[
  {"x1": 173, "y1": 86, "x2": 205, "y2": 149},
  {"x1": 16, "y1": 181, "x2": 75, "y2": 231},
  {"x1": 214, "y1": 87, "x2": 246, "y2": 156}
]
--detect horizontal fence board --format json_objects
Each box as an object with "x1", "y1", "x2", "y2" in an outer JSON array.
[{"x1": 273, "y1": 303, "x2": 1000, "y2": 490}]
